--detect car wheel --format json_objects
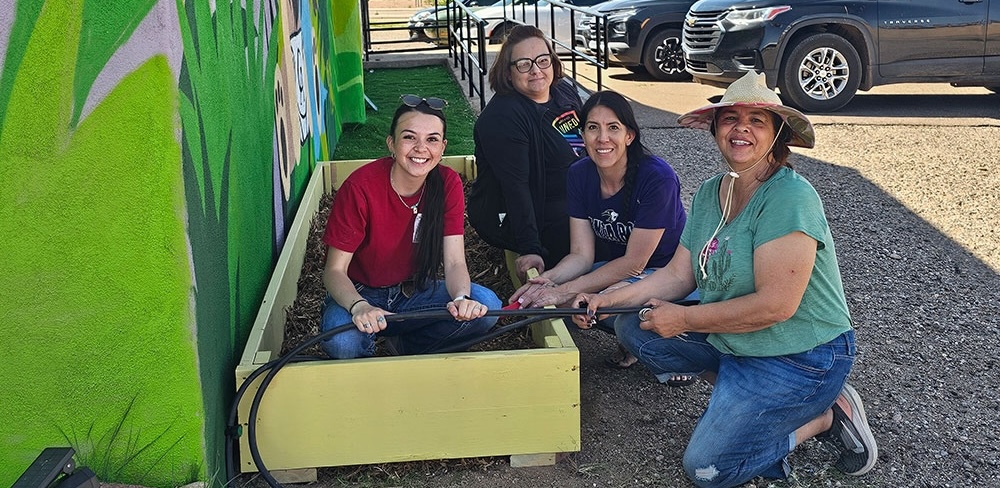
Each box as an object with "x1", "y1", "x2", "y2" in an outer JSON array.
[
  {"x1": 642, "y1": 29, "x2": 690, "y2": 82},
  {"x1": 625, "y1": 65, "x2": 648, "y2": 74},
  {"x1": 490, "y1": 22, "x2": 516, "y2": 45},
  {"x1": 778, "y1": 33, "x2": 861, "y2": 112}
]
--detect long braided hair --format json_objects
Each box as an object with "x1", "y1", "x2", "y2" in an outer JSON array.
[
  {"x1": 387, "y1": 102, "x2": 448, "y2": 291},
  {"x1": 580, "y1": 91, "x2": 651, "y2": 220}
]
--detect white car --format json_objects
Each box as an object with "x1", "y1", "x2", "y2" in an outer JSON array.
[
  {"x1": 408, "y1": 0, "x2": 494, "y2": 41},
  {"x1": 415, "y1": 0, "x2": 604, "y2": 45}
]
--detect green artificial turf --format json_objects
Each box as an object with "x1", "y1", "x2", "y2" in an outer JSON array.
[{"x1": 332, "y1": 65, "x2": 478, "y2": 160}]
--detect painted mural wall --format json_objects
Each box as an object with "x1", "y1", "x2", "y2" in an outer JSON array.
[{"x1": 0, "y1": 0, "x2": 363, "y2": 485}]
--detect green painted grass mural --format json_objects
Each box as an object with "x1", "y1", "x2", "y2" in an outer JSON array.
[
  {"x1": 1, "y1": 0, "x2": 363, "y2": 483},
  {"x1": 0, "y1": 0, "x2": 202, "y2": 485},
  {"x1": 176, "y1": 0, "x2": 280, "y2": 478}
]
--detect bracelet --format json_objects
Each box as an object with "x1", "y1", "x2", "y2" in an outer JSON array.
[
  {"x1": 453, "y1": 294, "x2": 470, "y2": 302},
  {"x1": 348, "y1": 298, "x2": 368, "y2": 314}
]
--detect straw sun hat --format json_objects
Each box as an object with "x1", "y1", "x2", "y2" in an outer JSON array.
[{"x1": 677, "y1": 71, "x2": 815, "y2": 148}]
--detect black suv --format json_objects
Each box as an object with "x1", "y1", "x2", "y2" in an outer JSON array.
[
  {"x1": 580, "y1": 0, "x2": 699, "y2": 81},
  {"x1": 683, "y1": 0, "x2": 1000, "y2": 112}
]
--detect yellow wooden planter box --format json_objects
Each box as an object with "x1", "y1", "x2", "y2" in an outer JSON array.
[{"x1": 236, "y1": 157, "x2": 580, "y2": 475}]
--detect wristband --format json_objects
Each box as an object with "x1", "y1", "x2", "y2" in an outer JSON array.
[
  {"x1": 348, "y1": 299, "x2": 368, "y2": 314},
  {"x1": 453, "y1": 294, "x2": 470, "y2": 302}
]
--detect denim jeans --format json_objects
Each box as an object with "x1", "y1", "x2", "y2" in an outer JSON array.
[
  {"x1": 320, "y1": 280, "x2": 501, "y2": 359},
  {"x1": 615, "y1": 314, "x2": 855, "y2": 488}
]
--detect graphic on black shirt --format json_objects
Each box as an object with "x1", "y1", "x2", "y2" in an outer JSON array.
[{"x1": 552, "y1": 109, "x2": 585, "y2": 157}]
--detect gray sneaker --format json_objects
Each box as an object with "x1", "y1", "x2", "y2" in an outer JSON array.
[{"x1": 828, "y1": 383, "x2": 878, "y2": 475}]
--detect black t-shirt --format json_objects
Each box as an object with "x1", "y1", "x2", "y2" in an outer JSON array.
[
  {"x1": 538, "y1": 97, "x2": 583, "y2": 223},
  {"x1": 469, "y1": 78, "x2": 584, "y2": 263}
]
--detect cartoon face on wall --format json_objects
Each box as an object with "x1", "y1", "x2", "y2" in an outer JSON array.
[{"x1": 273, "y1": 0, "x2": 314, "y2": 201}]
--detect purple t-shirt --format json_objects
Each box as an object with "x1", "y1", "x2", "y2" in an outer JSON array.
[{"x1": 567, "y1": 154, "x2": 686, "y2": 267}]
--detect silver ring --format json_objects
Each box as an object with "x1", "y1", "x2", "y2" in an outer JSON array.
[
  {"x1": 364, "y1": 323, "x2": 371, "y2": 328},
  {"x1": 638, "y1": 307, "x2": 652, "y2": 322},
  {"x1": 377, "y1": 316, "x2": 385, "y2": 322}
]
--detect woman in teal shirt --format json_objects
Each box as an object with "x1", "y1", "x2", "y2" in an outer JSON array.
[{"x1": 571, "y1": 72, "x2": 877, "y2": 488}]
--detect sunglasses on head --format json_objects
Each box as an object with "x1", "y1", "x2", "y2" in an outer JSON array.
[{"x1": 400, "y1": 94, "x2": 449, "y2": 111}]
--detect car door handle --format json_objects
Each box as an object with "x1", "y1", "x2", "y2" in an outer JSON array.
[{"x1": 958, "y1": 0, "x2": 982, "y2": 4}]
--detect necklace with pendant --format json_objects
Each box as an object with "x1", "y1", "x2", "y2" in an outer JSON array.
[{"x1": 391, "y1": 174, "x2": 425, "y2": 215}]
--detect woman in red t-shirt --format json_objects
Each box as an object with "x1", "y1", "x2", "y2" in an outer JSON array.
[{"x1": 320, "y1": 97, "x2": 501, "y2": 358}]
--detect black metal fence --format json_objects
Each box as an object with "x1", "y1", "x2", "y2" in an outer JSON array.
[{"x1": 358, "y1": 0, "x2": 608, "y2": 110}]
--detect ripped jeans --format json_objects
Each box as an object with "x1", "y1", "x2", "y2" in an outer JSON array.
[{"x1": 615, "y1": 315, "x2": 854, "y2": 488}]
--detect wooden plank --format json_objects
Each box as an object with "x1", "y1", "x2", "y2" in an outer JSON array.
[
  {"x1": 237, "y1": 347, "x2": 579, "y2": 472},
  {"x1": 271, "y1": 468, "x2": 317, "y2": 484},
  {"x1": 510, "y1": 453, "x2": 557, "y2": 467},
  {"x1": 238, "y1": 168, "x2": 326, "y2": 368}
]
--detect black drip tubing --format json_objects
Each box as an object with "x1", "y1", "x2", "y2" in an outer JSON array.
[{"x1": 227, "y1": 306, "x2": 644, "y2": 487}]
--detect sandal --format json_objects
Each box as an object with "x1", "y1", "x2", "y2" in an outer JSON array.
[
  {"x1": 666, "y1": 374, "x2": 698, "y2": 387},
  {"x1": 604, "y1": 345, "x2": 638, "y2": 369}
]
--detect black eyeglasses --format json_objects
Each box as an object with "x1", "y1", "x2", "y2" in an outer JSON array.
[
  {"x1": 400, "y1": 94, "x2": 448, "y2": 111},
  {"x1": 510, "y1": 54, "x2": 553, "y2": 73}
]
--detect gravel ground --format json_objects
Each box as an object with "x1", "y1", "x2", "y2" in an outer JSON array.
[{"x1": 229, "y1": 124, "x2": 999, "y2": 488}]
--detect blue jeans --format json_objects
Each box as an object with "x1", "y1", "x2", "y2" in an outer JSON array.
[
  {"x1": 615, "y1": 314, "x2": 855, "y2": 488},
  {"x1": 320, "y1": 280, "x2": 501, "y2": 359}
]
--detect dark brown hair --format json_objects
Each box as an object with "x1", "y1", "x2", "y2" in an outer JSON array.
[
  {"x1": 388, "y1": 102, "x2": 447, "y2": 290},
  {"x1": 581, "y1": 91, "x2": 651, "y2": 219},
  {"x1": 487, "y1": 25, "x2": 563, "y2": 96}
]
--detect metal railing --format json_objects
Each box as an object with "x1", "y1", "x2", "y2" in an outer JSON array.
[
  {"x1": 360, "y1": 0, "x2": 450, "y2": 59},
  {"x1": 358, "y1": 0, "x2": 608, "y2": 107},
  {"x1": 446, "y1": 2, "x2": 489, "y2": 110}
]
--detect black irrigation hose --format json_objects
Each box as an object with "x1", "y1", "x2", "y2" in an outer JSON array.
[{"x1": 227, "y1": 306, "x2": 644, "y2": 487}]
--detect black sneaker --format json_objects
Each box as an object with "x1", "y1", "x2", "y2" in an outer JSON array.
[{"x1": 828, "y1": 383, "x2": 878, "y2": 475}]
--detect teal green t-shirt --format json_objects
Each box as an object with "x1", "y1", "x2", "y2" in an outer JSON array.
[{"x1": 679, "y1": 167, "x2": 852, "y2": 357}]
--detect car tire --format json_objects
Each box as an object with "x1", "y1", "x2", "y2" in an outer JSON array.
[
  {"x1": 778, "y1": 33, "x2": 862, "y2": 112},
  {"x1": 625, "y1": 65, "x2": 648, "y2": 74},
  {"x1": 642, "y1": 29, "x2": 690, "y2": 82}
]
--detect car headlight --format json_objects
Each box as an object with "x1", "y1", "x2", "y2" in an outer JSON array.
[
  {"x1": 603, "y1": 8, "x2": 636, "y2": 37},
  {"x1": 724, "y1": 6, "x2": 791, "y2": 27},
  {"x1": 607, "y1": 8, "x2": 637, "y2": 23}
]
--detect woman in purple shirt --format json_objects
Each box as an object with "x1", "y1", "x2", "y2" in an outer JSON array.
[{"x1": 510, "y1": 90, "x2": 687, "y2": 367}]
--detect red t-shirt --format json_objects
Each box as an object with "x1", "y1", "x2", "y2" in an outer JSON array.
[{"x1": 323, "y1": 157, "x2": 465, "y2": 287}]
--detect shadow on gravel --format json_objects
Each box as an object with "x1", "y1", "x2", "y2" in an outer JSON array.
[{"x1": 832, "y1": 92, "x2": 1000, "y2": 120}]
